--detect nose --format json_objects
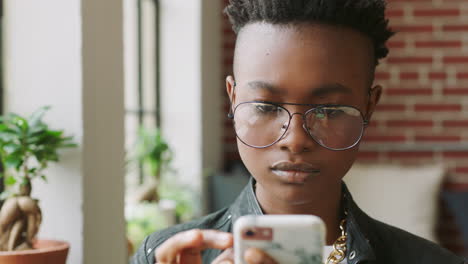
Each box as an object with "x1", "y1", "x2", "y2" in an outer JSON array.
[{"x1": 277, "y1": 113, "x2": 318, "y2": 154}]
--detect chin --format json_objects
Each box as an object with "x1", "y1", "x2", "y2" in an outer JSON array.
[{"x1": 273, "y1": 183, "x2": 318, "y2": 205}]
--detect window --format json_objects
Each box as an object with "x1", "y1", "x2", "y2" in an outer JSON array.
[
  {"x1": 135, "y1": 0, "x2": 160, "y2": 128},
  {"x1": 125, "y1": 0, "x2": 160, "y2": 188}
]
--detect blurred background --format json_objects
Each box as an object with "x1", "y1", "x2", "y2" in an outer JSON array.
[{"x1": 0, "y1": 0, "x2": 466, "y2": 263}]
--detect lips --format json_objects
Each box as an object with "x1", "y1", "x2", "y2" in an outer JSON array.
[{"x1": 270, "y1": 161, "x2": 320, "y2": 184}]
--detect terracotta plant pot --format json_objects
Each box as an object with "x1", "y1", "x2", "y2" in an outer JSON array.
[{"x1": 0, "y1": 239, "x2": 69, "y2": 264}]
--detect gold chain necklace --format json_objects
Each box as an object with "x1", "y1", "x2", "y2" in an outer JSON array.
[{"x1": 326, "y1": 217, "x2": 348, "y2": 264}]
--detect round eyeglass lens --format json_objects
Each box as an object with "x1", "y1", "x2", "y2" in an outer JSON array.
[
  {"x1": 305, "y1": 106, "x2": 364, "y2": 150},
  {"x1": 233, "y1": 102, "x2": 289, "y2": 147}
]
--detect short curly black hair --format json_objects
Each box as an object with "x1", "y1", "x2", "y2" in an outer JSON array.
[{"x1": 224, "y1": 0, "x2": 395, "y2": 65}]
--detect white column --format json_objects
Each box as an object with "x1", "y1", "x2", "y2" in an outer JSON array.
[
  {"x1": 4, "y1": 0, "x2": 84, "y2": 263},
  {"x1": 81, "y1": 0, "x2": 126, "y2": 263}
]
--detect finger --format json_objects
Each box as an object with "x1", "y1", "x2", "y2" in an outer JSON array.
[
  {"x1": 155, "y1": 230, "x2": 233, "y2": 263},
  {"x1": 244, "y1": 247, "x2": 278, "y2": 264},
  {"x1": 211, "y1": 248, "x2": 234, "y2": 264},
  {"x1": 156, "y1": 229, "x2": 204, "y2": 263},
  {"x1": 200, "y1": 230, "x2": 233, "y2": 249},
  {"x1": 180, "y1": 231, "x2": 233, "y2": 264}
]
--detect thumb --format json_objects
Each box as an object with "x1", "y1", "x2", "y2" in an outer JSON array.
[{"x1": 211, "y1": 248, "x2": 234, "y2": 264}]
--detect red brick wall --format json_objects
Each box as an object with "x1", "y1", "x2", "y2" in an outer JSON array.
[
  {"x1": 221, "y1": 0, "x2": 467, "y2": 256},
  {"x1": 367, "y1": 0, "x2": 468, "y2": 255}
]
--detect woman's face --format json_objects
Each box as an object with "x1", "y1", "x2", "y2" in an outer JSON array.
[{"x1": 226, "y1": 23, "x2": 381, "y2": 205}]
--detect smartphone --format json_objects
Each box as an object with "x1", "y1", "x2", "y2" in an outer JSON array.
[{"x1": 233, "y1": 215, "x2": 325, "y2": 264}]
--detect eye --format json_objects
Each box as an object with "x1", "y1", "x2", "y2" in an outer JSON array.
[
  {"x1": 314, "y1": 107, "x2": 344, "y2": 119},
  {"x1": 254, "y1": 103, "x2": 282, "y2": 114},
  {"x1": 324, "y1": 108, "x2": 344, "y2": 118}
]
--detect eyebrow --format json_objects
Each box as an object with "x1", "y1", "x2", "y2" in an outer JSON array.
[
  {"x1": 246, "y1": 81, "x2": 353, "y2": 97},
  {"x1": 247, "y1": 81, "x2": 285, "y2": 94},
  {"x1": 311, "y1": 83, "x2": 353, "y2": 97}
]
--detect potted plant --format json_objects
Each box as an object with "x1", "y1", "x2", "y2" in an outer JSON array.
[
  {"x1": 0, "y1": 106, "x2": 76, "y2": 264},
  {"x1": 130, "y1": 127, "x2": 172, "y2": 203},
  {"x1": 126, "y1": 127, "x2": 195, "y2": 255}
]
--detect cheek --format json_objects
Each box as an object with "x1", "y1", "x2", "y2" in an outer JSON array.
[
  {"x1": 325, "y1": 147, "x2": 360, "y2": 180},
  {"x1": 237, "y1": 140, "x2": 268, "y2": 176}
]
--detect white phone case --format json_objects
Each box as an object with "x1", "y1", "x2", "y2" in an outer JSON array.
[{"x1": 233, "y1": 215, "x2": 326, "y2": 264}]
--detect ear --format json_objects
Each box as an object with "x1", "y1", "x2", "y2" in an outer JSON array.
[
  {"x1": 226, "y1": 75, "x2": 236, "y2": 105},
  {"x1": 365, "y1": 85, "x2": 382, "y2": 123}
]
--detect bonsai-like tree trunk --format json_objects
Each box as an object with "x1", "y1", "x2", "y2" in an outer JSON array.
[
  {"x1": 0, "y1": 177, "x2": 42, "y2": 251},
  {"x1": 135, "y1": 178, "x2": 160, "y2": 203},
  {"x1": 132, "y1": 166, "x2": 162, "y2": 203}
]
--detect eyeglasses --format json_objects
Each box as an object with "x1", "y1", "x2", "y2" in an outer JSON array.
[{"x1": 228, "y1": 101, "x2": 369, "y2": 151}]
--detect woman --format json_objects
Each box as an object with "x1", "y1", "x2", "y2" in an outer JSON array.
[{"x1": 132, "y1": 0, "x2": 466, "y2": 263}]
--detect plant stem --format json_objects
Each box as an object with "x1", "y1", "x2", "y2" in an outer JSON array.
[
  {"x1": 19, "y1": 177, "x2": 31, "y2": 196},
  {"x1": 20, "y1": 156, "x2": 31, "y2": 196}
]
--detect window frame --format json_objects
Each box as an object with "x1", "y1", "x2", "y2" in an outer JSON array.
[{"x1": 125, "y1": 0, "x2": 161, "y2": 184}]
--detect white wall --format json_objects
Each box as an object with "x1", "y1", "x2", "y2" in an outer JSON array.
[
  {"x1": 4, "y1": 0, "x2": 126, "y2": 263},
  {"x1": 4, "y1": 0, "x2": 84, "y2": 262},
  {"x1": 159, "y1": 0, "x2": 222, "y2": 214},
  {"x1": 160, "y1": 0, "x2": 202, "y2": 193}
]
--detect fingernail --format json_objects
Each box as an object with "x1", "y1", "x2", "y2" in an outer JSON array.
[
  {"x1": 219, "y1": 261, "x2": 232, "y2": 264},
  {"x1": 250, "y1": 251, "x2": 262, "y2": 263}
]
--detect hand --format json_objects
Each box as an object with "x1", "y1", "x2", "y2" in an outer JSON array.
[
  {"x1": 155, "y1": 229, "x2": 233, "y2": 264},
  {"x1": 154, "y1": 229, "x2": 278, "y2": 264},
  {"x1": 212, "y1": 247, "x2": 278, "y2": 264}
]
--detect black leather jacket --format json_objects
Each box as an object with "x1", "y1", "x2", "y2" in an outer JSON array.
[{"x1": 132, "y1": 179, "x2": 466, "y2": 264}]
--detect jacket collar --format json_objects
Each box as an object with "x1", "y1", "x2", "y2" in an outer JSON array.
[
  {"x1": 228, "y1": 177, "x2": 376, "y2": 264},
  {"x1": 342, "y1": 183, "x2": 376, "y2": 263},
  {"x1": 228, "y1": 177, "x2": 264, "y2": 225}
]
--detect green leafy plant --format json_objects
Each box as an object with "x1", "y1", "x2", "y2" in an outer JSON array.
[
  {"x1": 125, "y1": 202, "x2": 170, "y2": 252},
  {"x1": 134, "y1": 127, "x2": 172, "y2": 181},
  {"x1": 126, "y1": 127, "x2": 195, "y2": 252},
  {"x1": 128, "y1": 127, "x2": 173, "y2": 202},
  {"x1": 130, "y1": 127, "x2": 195, "y2": 219},
  {"x1": 0, "y1": 106, "x2": 76, "y2": 251},
  {"x1": 158, "y1": 179, "x2": 195, "y2": 222}
]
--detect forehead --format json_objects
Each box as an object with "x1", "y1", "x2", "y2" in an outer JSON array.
[{"x1": 233, "y1": 23, "x2": 374, "y2": 98}]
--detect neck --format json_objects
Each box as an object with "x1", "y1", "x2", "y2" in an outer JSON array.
[{"x1": 255, "y1": 181, "x2": 343, "y2": 245}]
